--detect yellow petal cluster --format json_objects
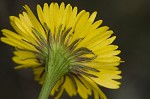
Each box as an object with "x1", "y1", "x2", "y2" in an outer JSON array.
[{"x1": 1, "y1": 2, "x2": 122, "y2": 99}]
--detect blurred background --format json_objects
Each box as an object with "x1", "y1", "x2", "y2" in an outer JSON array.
[{"x1": 0, "y1": 0, "x2": 150, "y2": 99}]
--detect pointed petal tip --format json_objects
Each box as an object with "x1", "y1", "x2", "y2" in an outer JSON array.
[
  {"x1": 93, "y1": 11, "x2": 97, "y2": 15},
  {"x1": 37, "y1": 4, "x2": 41, "y2": 8},
  {"x1": 14, "y1": 66, "x2": 21, "y2": 69},
  {"x1": 1, "y1": 29, "x2": 7, "y2": 32}
]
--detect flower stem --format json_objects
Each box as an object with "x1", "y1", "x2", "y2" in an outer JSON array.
[
  {"x1": 38, "y1": 69, "x2": 60, "y2": 99},
  {"x1": 38, "y1": 63, "x2": 63, "y2": 99}
]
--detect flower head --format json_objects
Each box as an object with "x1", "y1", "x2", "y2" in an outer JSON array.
[{"x1": 1, "y1": 2, "x2": 122, "y2": 99}]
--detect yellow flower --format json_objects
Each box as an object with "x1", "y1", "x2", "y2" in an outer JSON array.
[{"x1": 1, "y1": 2, "x2": 122, "y2": 99}]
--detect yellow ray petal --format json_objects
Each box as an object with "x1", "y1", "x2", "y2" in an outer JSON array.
[
  {"x1": 20, "y1": 12, "x2": 33, "y2": 27},
  {"x1": 54, "y1": 88, "x2": 64, "y2": 99},
  {"x1": 53, "y1": 3, "x2": 60, "y2": 31},
  {"x1": 87, "y1": 30, "x2": 113, "y2": 48},
  {"x1": 75, "y1": 77, "x2": 90, "y2": 99},
  {"x1": 14, "y1": 63, "x2": 40, "y2": 69},
  {"x1": 94, "y1": 45, "x2": 118, "y2": 52},
  {"x1": 66, "y1": 6, "x2": 77, "y2": 29},
  {"x1": 13, "y1": 56, "x2": 40, "y2": 66},
  {"x1": 61, "y1": 4, "x2": 72, "y2": 31},
  {"x1": 83, "y1": 75, "x2": 107, "y2": 99},
  {"x1": 24, "y1": 5, "x2": 46, "y2": 39},
  {"x1": 99, "y1": 70, "x2": 122, "y2": 79},
  {"x1": 51, "y1": 77, "x2": 64, "y2": 96},
  {"x1": 63, "y1": 76, "x2": 77, "y2": 96},
  {"x1": 77, "y1": 26, "x2": 109, "y2": 48},
  {"x1": 13, "y1": 50, "x2": 36, "y2": 58},
  {"x1": 96, "y1": 56, "x2": 121, "y2": 63},
  {"x1": 9, "y1": 16, "x2": 30, "y2": 39},
  {"x1": 1, "y1": 29, "x2": 35, "y2": 50},
  {"x1": 82, "y1": 62, "x2": 120, "y2": 70},
  {"x1": 32, "y1": 67, "x2": 44, "y2": 81},
  {"x1": 75, "y1": 11, "x2": 97, "y2": 38},
  {"x1": 43, "y1": 3, "x2": 50, "y2": 26},
  {"x1": 90, "y1": 36, "x2": 116, "y2": 51},
  {"x1": 88, "y1": 69, "x2": 121, "y2": 89},
  {"x1": 37, "y1": 5, "x2": 44, "y2": 25},
  {"x1": 98, "y1": 50, "x2": 121, "y2": 58}
]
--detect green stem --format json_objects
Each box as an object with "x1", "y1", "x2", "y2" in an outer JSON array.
[{"x1": 38, "y1": 69, "x2": 60, "y2": 99}]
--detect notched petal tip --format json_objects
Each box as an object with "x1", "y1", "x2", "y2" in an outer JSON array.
[{"x1": 23, "y1": 4, "x2": 28, "y2": 9}]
